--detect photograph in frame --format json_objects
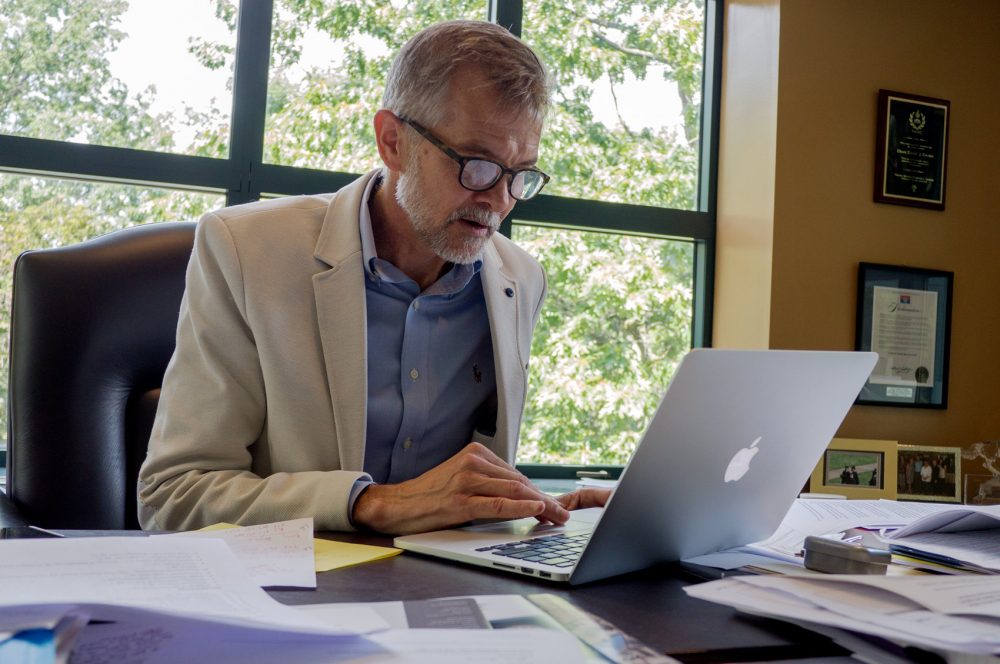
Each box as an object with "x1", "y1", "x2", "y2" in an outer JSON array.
[
  {"x1": 810, "y1": 438, "x2": 898, "y2": 500},
  {"x1": 873, "y1": 89, "x2": 950, "y2": 210},
  {"x1": 855, "y1": 262, "x2": 953, "y2": 408},
  {"x1": 897, "y1": 444, "x2": 962, "y2": 503}
]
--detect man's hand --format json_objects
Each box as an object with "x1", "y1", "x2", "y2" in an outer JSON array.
[
  {"x1": 351, "y1": 442, "x2": 570, "y2": 535},
  {"x1": 552, "y1": 487, "x2": 612, "y2": 512}
]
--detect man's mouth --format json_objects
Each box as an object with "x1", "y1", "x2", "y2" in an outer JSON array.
[
  {"x1": 459, "y1": 217, "x2": 492, "y2": 235},
  {"x1": 452, "y1": 210, "x2": 499, "y2": 237}
]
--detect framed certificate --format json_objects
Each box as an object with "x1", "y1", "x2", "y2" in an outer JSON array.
[
  {"x1": 855, "y1": 262, "x2": 953, "y2": 408},
  {"x1": 874, "y1": 89, "x2": 950, "y2": 210}
]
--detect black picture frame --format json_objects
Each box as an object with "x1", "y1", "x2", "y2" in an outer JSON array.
[
  {"x1": 874, "y1": 89, "x2": 950, "y2": 210},
  {"x1": 855, "y1": 262, "x2": 953, "y2": 408}
]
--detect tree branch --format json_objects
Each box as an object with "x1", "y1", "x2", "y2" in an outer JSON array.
[{"x1": 608, "y1": 81, "x2": 634, "y2": 136}]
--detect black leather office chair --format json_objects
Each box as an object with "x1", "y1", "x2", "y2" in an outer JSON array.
[{"x1": 3, "y1": 222, "x2": 196, "y2": 530}]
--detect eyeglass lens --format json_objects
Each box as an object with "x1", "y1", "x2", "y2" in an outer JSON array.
[{"x1": 460, "y1": 160, "x2": 545, "y2": 200}]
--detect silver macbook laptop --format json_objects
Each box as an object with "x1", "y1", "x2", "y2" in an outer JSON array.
[{"x1": 395, "y1": 349, "x2": 878, "y2": 585}]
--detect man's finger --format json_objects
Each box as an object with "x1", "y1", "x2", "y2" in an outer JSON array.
[
  {"x1": 556, "y1": 487, "x2": 612, "y2": 511},
  {"x1": 466, "y1": 496, "x2": 547, "y2": 520}
]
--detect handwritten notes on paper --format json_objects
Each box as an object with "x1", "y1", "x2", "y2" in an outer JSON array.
[
  {"x1": 183, "y1": 518, "x2": 402, "y2": 582},
  {"x1": 171, "y1": 518, "x2": 317, "y2": 588}
]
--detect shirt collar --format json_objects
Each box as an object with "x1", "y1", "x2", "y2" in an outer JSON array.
[{"x1": 359, "y1": 172, "x2": 382, "y2": 278}]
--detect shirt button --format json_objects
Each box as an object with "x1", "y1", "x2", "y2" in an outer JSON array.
[
  {"x1": 413, "y1": 300, "x2": 420, "y2": 311},
  {"x1": 409, "y1": 368, "x2": 419, "y2": 380},
  {"x1": 403, "y1": 438, "x2": 412, "y2": 450}
]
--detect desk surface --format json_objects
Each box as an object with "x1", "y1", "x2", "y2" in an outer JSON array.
[
  {"x1": 42, "y1": 527, "x2": 849, "y2": 662},
  {"x1": 267, "y1": 531, "x2": 848, "y2": 663}
]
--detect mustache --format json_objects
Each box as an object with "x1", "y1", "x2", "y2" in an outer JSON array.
[{"x1": 449, "y1": 206, "x2": 501, "y2": 231}]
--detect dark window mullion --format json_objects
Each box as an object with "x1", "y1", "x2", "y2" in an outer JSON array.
[
  {"x1": 488, "y1": 0, "x2": 523, "y2": 37},
  {"x1": 227, "y1": 0, "x2": 274, "y2": 206},
  {"x1": 692, "y1": 0, "x2": 723, "y2": 348},
  {"x1": 0, "y1": 135, "x2": 233, "y2": 193},
  {"x1": 515, "y1": 196, "x2": 712, "y2": 240}
]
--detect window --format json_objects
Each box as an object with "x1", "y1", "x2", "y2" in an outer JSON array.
[
  {"x1": 262, "y1": 1, "x2": 483, "y2": 171},
  {"x1": 0, "y1": 172, "x2": 224, "y2": 463},
  {"x1": 0, "y1": 0, "x2": 236, "y2": 156},
  {"x1": 513, "y1": 225, "x2": 693, "y2": 465},
  {"x1": 0, "y1": 0, "x2": 720, "y2": 471}
]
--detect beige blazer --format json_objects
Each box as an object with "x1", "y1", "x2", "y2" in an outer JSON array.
[{"x1": 138, "y1": 171, "x2": 546, "y2": 531}]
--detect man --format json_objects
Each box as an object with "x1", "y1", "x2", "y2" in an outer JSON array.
[{"x1": 138, "y1": 20, "x2": 608, "y2": 533}]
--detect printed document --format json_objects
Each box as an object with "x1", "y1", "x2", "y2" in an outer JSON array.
[{"x1": 686, "y1": 575, "x2": 1000, "y2": 656}]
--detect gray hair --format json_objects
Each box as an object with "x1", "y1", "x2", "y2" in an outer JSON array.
[{"x1": 382, "y1": 20, "x2": 551, "y2": 127}]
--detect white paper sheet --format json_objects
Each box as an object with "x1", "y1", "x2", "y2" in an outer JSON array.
[
  {"x1": 737, "y1": 499, "x2": 955, "y2": 564},
  {"x1": 889, "y1": 504, "x2": 1000, "y2": 538},
  {"x1": 686, "y1": 575, "x2": 1000, "y2": 656},
  {"x1": 166, "y1": 517, "x2": 317, "y2": 588},
  {"x1": 47, "y1": 603, "x2": 371, "y2": 664},
  {"x1": 888, "y1": 530, "x2": 1000, "y2": 572},
  {"x1": 367, "y1": 628, "x2": 585, "y2": 663},
  {"x1": 0, "y1": 536, "x2": 340, "y2": 633}
]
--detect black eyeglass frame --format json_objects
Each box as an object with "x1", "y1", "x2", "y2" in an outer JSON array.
[{"x1": 397, "y1": 115, "x2": 551, "y2": 201}]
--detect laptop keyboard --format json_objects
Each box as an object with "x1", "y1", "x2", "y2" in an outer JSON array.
[{"x1": 474, "y1": 533, "x2": 590, "y2": 568}]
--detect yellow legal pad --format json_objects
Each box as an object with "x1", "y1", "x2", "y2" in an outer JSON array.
[
  {"x1": 199, "y1": 522, "x2": 402, "y2": 572},
  {"x1": 312, "y1": 538, "x2": 401, "y2": 572}
]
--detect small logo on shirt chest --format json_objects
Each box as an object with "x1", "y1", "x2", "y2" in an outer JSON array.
[{"x1": 472, "y1": 364, "x2": 482, "y2": 383}]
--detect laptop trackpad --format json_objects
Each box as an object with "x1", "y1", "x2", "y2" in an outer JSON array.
[{"x1": 460, "y1": 507, "x2": 602, "y2": 536}]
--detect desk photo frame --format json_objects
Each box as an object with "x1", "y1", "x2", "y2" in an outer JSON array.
[
  {"x1": 897, "y1": 444, "x2": 961, "y2": 503},
  {"x1": 855, "y1": 262, "x2": 953, "y2": 408},
  {"x1": 810, "y1": 438, "x2": 898, "y2": 500}
]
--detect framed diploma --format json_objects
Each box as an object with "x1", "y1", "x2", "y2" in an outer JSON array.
[
  {"x1": 874, "y1": 89, "x2": 950, "y2": 210},
  {"x1": 855, "y1": 262, "x2": 953, "y2": 408}
]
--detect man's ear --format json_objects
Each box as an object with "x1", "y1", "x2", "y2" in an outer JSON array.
[{"x1": 374, "y1": 109, "x2": 406, "y2": 173}]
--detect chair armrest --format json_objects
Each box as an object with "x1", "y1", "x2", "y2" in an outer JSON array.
[{"x1": 0, "y1": 492, "x2": 29, "y2": 528}]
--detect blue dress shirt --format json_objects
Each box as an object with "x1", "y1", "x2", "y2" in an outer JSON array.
[{"x1": 357, "y1": 175, "x2": 497, "y2": 486}]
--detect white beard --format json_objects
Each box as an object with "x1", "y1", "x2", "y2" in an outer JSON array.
[{"x1": 395, "y1": 154, "x2": 501, "y2": 265}]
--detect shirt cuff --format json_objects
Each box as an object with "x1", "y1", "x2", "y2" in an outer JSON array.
[{"x1": 347, "y1": 476, "x2": 374, "y2": 527}]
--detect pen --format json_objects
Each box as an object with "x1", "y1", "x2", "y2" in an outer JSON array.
[
  {"x1": 28, "y1": 525, "x2": 65, "y2": 538},
  {"x1": 888, "y1": 544, "x2": 964, "y2": 569}
]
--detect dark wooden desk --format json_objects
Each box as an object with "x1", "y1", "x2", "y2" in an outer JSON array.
[{"x1": 269, "y1": 532, "x2": 849, "y2": 663}]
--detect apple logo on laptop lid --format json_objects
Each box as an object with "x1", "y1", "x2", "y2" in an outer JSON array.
[{"x1": 724, "y1": 436, "x2": 761, "y2": 482}]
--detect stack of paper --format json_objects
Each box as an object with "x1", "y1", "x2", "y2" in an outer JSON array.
[
  {"x1": 685, "y1": 574, "x2": 1000, "y2": 657},
  {"x1": 886, "y1": 504, "x2": 1000, "y2": 574},
  {"x1": 684, "y1": 498, "x2": 955, "y2": 571},
  {"x1": 0, "y1": 524, "x2": 588, "y2": 663}
]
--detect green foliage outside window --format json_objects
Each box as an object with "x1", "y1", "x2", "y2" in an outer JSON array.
[{"x1": 1, "y1": 0, "x2": 704, "y2": 465}]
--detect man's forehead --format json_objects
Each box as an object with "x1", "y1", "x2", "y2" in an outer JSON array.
[
  {"x1": 439, "y1": 65, "x2": 543, "y2": 157},
  {"x1": 465, "y1": 115, "x2": 541, "y2": 146},
  {"x1": 442, "y1": 106, "x2": 542, "y2": 163}
]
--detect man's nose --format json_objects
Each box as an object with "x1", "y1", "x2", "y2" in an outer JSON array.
[{"x1": 472, "y1": 176, "x2": 514, "y2": 215}]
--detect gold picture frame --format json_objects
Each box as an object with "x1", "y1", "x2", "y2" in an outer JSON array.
[
  {"x1": 810, "y1": 438, "x2": 898, "y2": 499},
  {"x1": 897, "y1": 444, "x2": 962, "y2": 503}
]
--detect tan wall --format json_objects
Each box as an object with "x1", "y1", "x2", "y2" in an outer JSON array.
[
  {"x1": 714, "y1": 0, "x2": 780, "y2": 349},
  {"x1": 717, "y1": 1, "x2": 1000, "y2": 480}
]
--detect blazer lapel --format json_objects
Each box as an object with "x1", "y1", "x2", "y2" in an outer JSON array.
[
  {"x1": 481, "y1": 243, "x2": 526, "y2": 460},
  {"x1": 311, "y1": 172, "x2": 377, "y2": 472}
]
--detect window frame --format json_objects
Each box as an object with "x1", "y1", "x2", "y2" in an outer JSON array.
[{"x1": 0, "y1": 0, "x2": 722, "y2": 475}]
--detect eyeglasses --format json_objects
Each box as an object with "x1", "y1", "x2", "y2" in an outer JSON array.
[{"x1": 398, "y1": 115, "x2": 550, "y2": 201}]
